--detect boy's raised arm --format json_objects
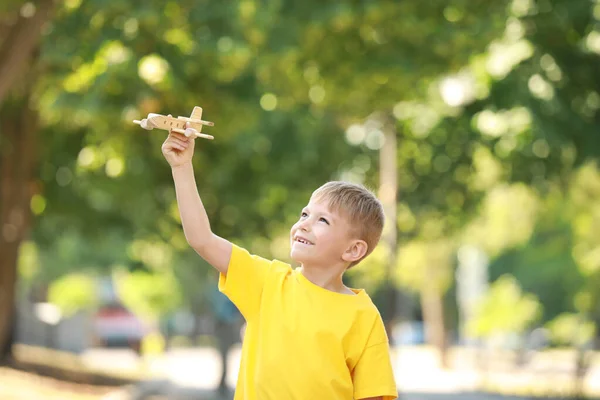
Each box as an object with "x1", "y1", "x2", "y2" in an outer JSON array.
[{"x1": 163, "y1": 130, "x2": 232, "y2": 274}]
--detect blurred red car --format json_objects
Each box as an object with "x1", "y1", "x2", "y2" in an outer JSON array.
[{"x1": 92, "y1": 303, "x2": 147, "y2": 354}]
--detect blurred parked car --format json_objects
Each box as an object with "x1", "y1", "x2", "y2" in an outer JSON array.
[{"x1": 91, "y1": 303, "x2": 148, "y2": 354}]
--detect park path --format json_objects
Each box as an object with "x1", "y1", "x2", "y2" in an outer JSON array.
[
  {"x1": 85, "y1": 345, "x2": 600, "y2": 399},
  {"x1": 6, "y1": 344, "x2": 600, "y2": 399},
  {"x1": 109, "y1": 381, "x2": 533, "y2": 400}
]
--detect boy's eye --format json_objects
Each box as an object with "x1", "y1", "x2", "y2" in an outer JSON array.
[
  {"x1": 301, "y1": 212, "x2": 308, "y2": 218},
  {"x1": 319, "y1": 217, "x2": 329, "y2": 225}
]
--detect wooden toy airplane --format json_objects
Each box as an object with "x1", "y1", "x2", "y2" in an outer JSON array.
[{"x1": 133, "y1": 106, "x2": 214, "y2": 140}]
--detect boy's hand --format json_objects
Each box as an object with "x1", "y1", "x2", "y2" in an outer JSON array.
[{"x1": 162, "y1": 123, "x2": 195, "y2": 168}]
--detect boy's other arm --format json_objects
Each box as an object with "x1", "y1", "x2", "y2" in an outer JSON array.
[{"x1": 163, "y1": 131, "x2": 232, "y2": 274}]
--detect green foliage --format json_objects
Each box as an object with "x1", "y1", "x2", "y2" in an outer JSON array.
[
  {"x1": 400, "y1": 0, "x2": 600, "y2": 336},
  {"x1": 0, "y1": 0, "x2": 23, "y2": 15},
  {"x1": 570, "y1": 162, "x2": 600, "y2": 277},
  {"x1": 396, "y1": 238, "x2": 455, "y2": 294},
  {"x1": 546, "y1": 313, "x2": 596, "y2": 347},
  {"x1": 488, "y1": 188, "x2": 584, "y2": 322},
  {"x1": 485, "y1": 163, "x2": 600, "y2": 324},
  {"x1": 47, "y1": 274, "x2": 97, "y2": 317},
  {"x1": 17, "y1": 241, "x2": 40, "y2": 283},
  {"x1": 467, "y1": 274, "x2": 542, "y2": 338},
  {"x1": 114, "y1": 269, "x2": 181, "y2": 321},
  {"x1": 2, "y1": 0, "x2": 599, "y2": 338},
  {"x1": 11, "y1": 0, "x2": 510, "y2": 319},
  {"x1": 461, "y1": 0, "x2": 600, "y2": 181},
  {"x1": 463, "y1": 183, "x2": 539, "y2": 257}
]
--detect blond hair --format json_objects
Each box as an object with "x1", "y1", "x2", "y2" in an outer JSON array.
[{"x1": 311, "y1": 181, "x2": 385, "y2": 267}]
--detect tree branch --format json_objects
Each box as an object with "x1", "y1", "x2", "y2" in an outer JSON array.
[{"x1": 0, "y1": 0, "x2": 55, "y2": 104}]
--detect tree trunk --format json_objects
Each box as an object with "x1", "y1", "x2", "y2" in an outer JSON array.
[
  {"x1": 378, "y1": 111, "x2": 398, "y2": 343},
  {"x1": 420, "y1": 285, "x2": 449, "y2": 369},
  {"x1": 0, "y1": 0, "x2": 55, "y2": 105},
  {"x1": 573, "y1": 347, "x2": 589, "y2": 400},
  {"x1": 572, "y1": 314, "x2": 593, "y2": 400},
  {"x1": 0, "y1": 0, "x2": 52, "y2": 363},
  {"x1": 0, "y1": 96, "x2": 38, "y2": 361}
]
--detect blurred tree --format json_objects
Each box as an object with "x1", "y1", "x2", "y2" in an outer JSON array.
[
  {"x1": 546, "y1": 312, "x2": 596, "y2": 348},
  {"x1": 395, "y1": 238, "x2": 455, "y2": 367},
  {"x1": 380, "y1": 0, "x2": 600, "y2": 356},
  {"x1": 0, "y1": 0, "x2": 56, "y2": 359},
  {"x1": 425, "y1": 0, "x2": 599, "y2": 223},
  {"x1": 488, "y1": 184, "x2": 584, "y2": 323},
  {"x1": 0, "y1": 0, "x2": 537, "y2": 362},
  {"x1": 47, "y1": 273, "x2": 97, "y2": 317},
  {"x1": 115, "y1": 269, "x2": 181, "y2": 322},
  {"x1": 569, "y1": 163, "x2": 600, "y2": 329},
  {"x1": 468, "y1": 274, "x2": 542, "y2": 340},
  {"x1": 467, "y1": 274, "x2": 542, "y2": 369}
]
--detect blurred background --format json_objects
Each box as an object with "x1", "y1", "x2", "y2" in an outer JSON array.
[{"x1": 1, "y1": 0, "x2": 599, "y2": 399}]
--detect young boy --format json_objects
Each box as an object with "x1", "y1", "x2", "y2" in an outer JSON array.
[{"x1": 162, "y1": 127, "x2": 397, "y2": 400}]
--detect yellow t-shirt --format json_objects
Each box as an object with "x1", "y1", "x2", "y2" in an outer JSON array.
[{"x1": 218, "y1": 244, "x2": 397, "y2": 400}]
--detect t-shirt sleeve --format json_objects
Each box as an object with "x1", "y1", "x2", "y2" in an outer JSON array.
[
  {"x1": 352, "y1": 313, "x2": 397, "y2": 400},
  {"x1": 218, "y1": 244, "x2": 271, "y2": 321}
]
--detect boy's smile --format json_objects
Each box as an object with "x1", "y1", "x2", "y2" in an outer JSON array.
[{"x1": 293, "y1": 235, "x2": 314, "y2": 245}]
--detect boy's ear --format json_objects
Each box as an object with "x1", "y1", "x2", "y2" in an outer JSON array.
[{"x1": 342, "y1": 240, "x2": 368, "y2": 263}]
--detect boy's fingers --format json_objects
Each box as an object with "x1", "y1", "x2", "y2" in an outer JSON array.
[
  {"x1": 167, "y1": 130, "x2": 187, "y2": 141},
  {"x1": 169, "y1": 130, "x2": 189, "y2": 141},
  {"x1": 167, "y1": 139, "x2": 186, "y2": 150},
  {"x1": 164, "y1": 140, "x2": 181, "y2": 151},
  {"x1": 170, "y1": 137, "x2": 189, "y2": 147}
]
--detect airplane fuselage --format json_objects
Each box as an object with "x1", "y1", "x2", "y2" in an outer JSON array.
[{"x1": 147, "y1": 114, "x2": 191, "y2": 130}]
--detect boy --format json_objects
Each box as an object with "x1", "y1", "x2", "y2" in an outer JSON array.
[{"x1": 162, "y1": 127, "x2": 397, "y2": 400}]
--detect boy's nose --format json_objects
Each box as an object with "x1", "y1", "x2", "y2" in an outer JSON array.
[{"x1": 297, "y1": 220, "x2": 311, "y2": 232}]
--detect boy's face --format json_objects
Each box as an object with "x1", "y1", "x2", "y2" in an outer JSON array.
[{"x1": 289, "y1": 197, "x2": 363, "y2": 267}]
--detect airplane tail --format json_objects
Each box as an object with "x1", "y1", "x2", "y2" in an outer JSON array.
[
  {"x1": 187, "y1": 106, "x2": 205, "y2": 132},
  {"x1": 190, "y1": 106, "x2": 203, "y2": 121}
]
